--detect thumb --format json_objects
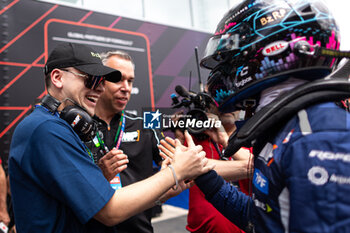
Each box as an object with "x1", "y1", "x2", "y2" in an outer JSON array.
[
  {"x1": 174, "y1": 138, "x2": 182, "y2": 151},
  {"x1": 203, "y1": 163, "x2": 216, "y2": 173},
  {"x1": 161, "y1": 157, "x2": 171, "y2": 169}
]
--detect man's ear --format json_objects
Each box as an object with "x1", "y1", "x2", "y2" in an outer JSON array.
[{"x1": 50, "y1": 69, "x2": 64, "y2": 89}]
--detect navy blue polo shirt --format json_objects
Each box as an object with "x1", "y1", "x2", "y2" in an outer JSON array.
[{"x1": 9, "y1": 106, "x2": 115, "y2": 233}]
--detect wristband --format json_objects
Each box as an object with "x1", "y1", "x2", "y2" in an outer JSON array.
[{"x1": 168, "y1": 164, "x2": 179, "y2": 190}]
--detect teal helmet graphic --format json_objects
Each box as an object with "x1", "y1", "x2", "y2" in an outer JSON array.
[{"x1": 201, "y1": 0, "x2": 340, "y2": 112}]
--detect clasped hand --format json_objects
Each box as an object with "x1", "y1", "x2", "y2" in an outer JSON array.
[{"x1": 159, "y1": 131, "x2": 215, "y2": 181}]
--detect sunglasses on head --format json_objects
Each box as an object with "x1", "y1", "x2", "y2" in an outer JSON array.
[{"x1": 61, "y1": 69, "x2": 105, "y2": 90}]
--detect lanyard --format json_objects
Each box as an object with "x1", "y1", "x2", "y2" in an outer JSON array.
[
  {"x1": 95, "y1": 111, "x2": 125, "y2": 152},
  {"x1": 84, "y1": 144, "x2": 96, "y2": 163},
  {"x1": 114, "y1": 111, "x2": 125, "y2": 150},
  {"x1": 98, "y1": 111, "x2": 125, "y2": 190}
]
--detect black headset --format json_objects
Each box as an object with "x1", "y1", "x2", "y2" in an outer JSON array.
[{"x1": 40, "y1": 94, "x2": 96, "y2": 142}]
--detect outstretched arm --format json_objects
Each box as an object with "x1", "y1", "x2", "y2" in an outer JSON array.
[
  {"x1": 94, "y1": 131, "x2": 214, "y2": 226},
  {"x1": 159, "y1": 136, "x2": 252, "y2": 181},
  {"x1": 195, "y1": 170, "x2": 253, "y2": 230}
]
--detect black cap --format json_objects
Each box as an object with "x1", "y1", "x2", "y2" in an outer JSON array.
[{"x1": 44, "y1": 42, "x2": 121, "y2": 83}]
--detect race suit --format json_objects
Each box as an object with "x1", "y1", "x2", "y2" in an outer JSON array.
[{"x1": 195, "y1": 102, "x2": 350, "y2": 232}]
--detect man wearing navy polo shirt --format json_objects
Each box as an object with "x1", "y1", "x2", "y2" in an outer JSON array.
[{"x1": 9, "y1": 42, "x2": 213, "y2": 233}]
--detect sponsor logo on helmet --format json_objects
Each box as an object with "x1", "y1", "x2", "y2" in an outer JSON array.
[
  {"x1": 262, "y1": 41, "x2": 288, "y2": 56},
  {"x1": 260, "y1": 9, "x2": 287, "y2": 26},
  {"x1": 235, "y1": 76, "x2": 252, "y2": 88}
]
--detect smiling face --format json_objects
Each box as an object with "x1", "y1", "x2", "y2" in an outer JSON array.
[
  {"x1": 96, "y1": 55, "x2": 135, "y2": 120},
  {"x1": 57, "y1": 67, "x2": 105, "y2": 116}
]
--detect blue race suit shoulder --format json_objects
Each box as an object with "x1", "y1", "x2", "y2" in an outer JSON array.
[
  {"x1": 196, "y1": 102, "x2": 350, "y2": 233},
  {"x1": 254, "y1": 102, "x2": 350, "y2": 232}
]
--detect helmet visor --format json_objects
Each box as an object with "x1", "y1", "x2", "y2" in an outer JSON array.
[{"x1": 200, "y1": 33, "x2": 240, "y2": 69}]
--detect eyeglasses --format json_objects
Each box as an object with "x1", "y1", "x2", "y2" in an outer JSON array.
[{"x1": 61, "y1": 69, "x2": 105, "y2": 90}]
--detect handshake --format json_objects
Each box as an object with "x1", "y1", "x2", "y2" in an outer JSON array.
[
  {"x1": 155, "y1": 130, "x2": 216, "y2": 201},
  {"x1": 158, "y1": 131, "x2": 215, "y2": 180},
  {"x1": 97, "y1": 130, "x2": 214, "y2": 193}
]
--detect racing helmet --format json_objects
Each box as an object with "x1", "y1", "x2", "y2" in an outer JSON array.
[{"x1": 201, "y1": 0, "x2": 340, "y2": 112}]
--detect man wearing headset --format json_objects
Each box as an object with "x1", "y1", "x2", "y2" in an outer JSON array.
[
  {"x1": 194, "y1": 0, "x2": 350, "y2": 232},
  {"x1": 8, "y1": 42, "x2": 213, "y2": 233}
]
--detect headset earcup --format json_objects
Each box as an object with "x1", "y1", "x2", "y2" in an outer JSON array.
[{"x1": 60, "y1": 105, "x2": 95, "y2": 141}]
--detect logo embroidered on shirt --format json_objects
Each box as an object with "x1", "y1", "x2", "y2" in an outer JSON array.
[
  {"x1": 253, "y1": 169, "x2": 269, "y2": 194},
  {"x1": 122, "y1": 130, "x2": 140, "y2": 142}
]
